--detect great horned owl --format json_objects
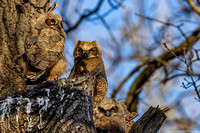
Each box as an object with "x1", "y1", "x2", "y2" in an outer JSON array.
[
  {"x1": 69, "y1": 41, "x2": 108, "y2": 108},
  {"x1": 25, "y1": 12, "x2": 66, "y2": 82},
  {"x1": 94, "y1": 99, "x2": 126, "y2": 133}
]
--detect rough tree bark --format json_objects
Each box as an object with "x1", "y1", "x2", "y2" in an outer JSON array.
[
  {"x1": 0, "y1": 71, "x2": 98, "y2": 133},
  {"x1": 129, "y1": 107, "x2": 167, "y2": 133},
  {"x1": 0, "y1": 0, "x2": 53, "y2": 98},
  {"x1": 0, "y1": 0, "x2": 98, "y2": 132},
  {"x1": 0, "y1": 0, "x2": 167, "y2": 132}
]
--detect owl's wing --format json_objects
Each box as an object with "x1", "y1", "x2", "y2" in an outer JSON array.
[
  {"x1": 26, "y1": 41, "x2": 62, "y2": 70},
  {"x1": 94, "y1": 73, "x2": 108, "y2": 101},
  {"x1": 25, "y1": 35, "x2": 60, "y2": 81},
  {"x1": 25, "y1": 35, "x2": 43, "y2": 69}
]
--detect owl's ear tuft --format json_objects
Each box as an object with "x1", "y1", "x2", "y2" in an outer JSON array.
[
  {"x1": 112, "y1": 98, "x2": 118, "y2": 103},
  {"x1": 73, "y1": 41, "x2": 80, "y2": 57},
  {"x1": 47, "y1": 2, "x2": 59, "y2": 13}
]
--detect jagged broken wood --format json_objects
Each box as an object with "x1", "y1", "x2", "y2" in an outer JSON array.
[{"x1": 129, "y1": 106, "x2": 167, "y2": 133}]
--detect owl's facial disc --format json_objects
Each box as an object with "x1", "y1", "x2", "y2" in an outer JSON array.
[
  {"x1": 77, "y1": 48, "x2": 88, "y2": 58},
  {"x1": 77, "y1": 48, "x2": 96, "y2": 59},
  {"x1": 73, "y1": 41, "x2": 102, "y2": 58},
  {"x1": 79, "y1": 48, "x2": 98, "y2": 59},
  {"x1": 98, "y1": 106, "x2": 118, "y2": 117}
]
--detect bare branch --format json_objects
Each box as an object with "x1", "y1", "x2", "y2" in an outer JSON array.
[
  {"x1": 125, "y1": 26, "x2": 200, "y2": 112},
  {"x1": 87, "y1": 0, "x2": 126, "y2": 21},
  {"x1": 111, "y1": 61, "x2": 148, "y2": 98},
  {"x1": 65, "y1": 0, "x2": 104, "y2": 33},
  {"x1": 135, "y1": 13, "x2": 188, "y2": 40},
  {"x1": 164, "y1": 44, "x2": 200, "y2": 101},
  {"x1": 187, "y1": 0, "x2": 200, "y2": 15},
  {"x1": 97, "y1": 14, "x2": 121, "y2": 46},
  {"x1": 161, "y1": 73, "x2": 200, "y2": 84}
]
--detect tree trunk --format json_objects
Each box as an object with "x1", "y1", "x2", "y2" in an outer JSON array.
[
  {"x1": 0, "y1": 0, "x2": 53, "y2": 98},
  {"x1": 0, "y1": 72, "x2": 98, "y2": 133}
]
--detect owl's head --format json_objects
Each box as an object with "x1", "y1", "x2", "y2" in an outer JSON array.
[
  {"x1": 73, "y1": 41, "x2": 102, "y2": 59},
  {"x1": 35, "y1": 13, "x2": 64, "y2": 35},
  {"x1": 95, "y1": 99, "x2": 124, "y2": 119}
]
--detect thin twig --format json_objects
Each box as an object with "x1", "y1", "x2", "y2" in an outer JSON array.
[
  {"x1": 111, "y1": 62, "x2": 147, "y2": 98},
  {"x1": 87, "y1": 0, "x2": 126, "y2": 21},
  {"x1": 65, "y1": 0, "x2": 104, "y2": 33},
  {"x1": 135, "y1": 13, "x2": 188, "y2": 41},
  {"x1": 164, "y1": 43, "x2": 200, "y2": 101}
]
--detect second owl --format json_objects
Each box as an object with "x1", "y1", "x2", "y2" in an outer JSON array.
[{"x1": 69, "y1": 41, "x2": 108, "y2": 109}]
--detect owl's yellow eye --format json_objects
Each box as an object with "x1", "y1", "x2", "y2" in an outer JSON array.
[
  {"x1": 111, "y1": 106, "x2": 118, "y2": 112},
  {"x1": 111, "y1": 108, "x2": 115, "y2": 112},
  {"x1": 46, "y1": 19, "x2": 56, "y2": 26},
  {"x1": 89, "y1": 47, "x2": 97, "y2": 54}
]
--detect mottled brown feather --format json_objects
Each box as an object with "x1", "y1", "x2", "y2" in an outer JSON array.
[
  {"x1": 69, "y1": 41, "x2": 108, "y2": 112},
  {"x1": 25, "y1": 13, "x2": 66, "y2": 82}
]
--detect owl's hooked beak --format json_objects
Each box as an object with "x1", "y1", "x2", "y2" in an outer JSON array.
[
  {"x1": 82, "y1": 51, "x2": 89, "y2": 58},
  {"x1": 105, "y1": 111, "x2": 111, "y2": 117}
]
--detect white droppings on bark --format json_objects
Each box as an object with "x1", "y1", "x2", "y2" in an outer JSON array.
[
  {"x1": 59, "y1": 89, "x2": 65, "y2": 101},
  {"x1": 0, "y1": 97, "x2": 14, "y2": 121},
  {"x1": 45, "y1": 88, "x2": 50, "y2": 97},
  {"x1": 26, "y1": 102, "x2": 32, "y2": 114},
  {"x1": 37, "y1": 97, "x2": 45, "y2": 107},
  {"x1": 70, "y1": 92, "x2": 75, "y2": 98}
]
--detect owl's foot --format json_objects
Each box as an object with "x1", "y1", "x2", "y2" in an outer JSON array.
[
  {"x1": 47, "y1": 75, "x2": 58, "y2": 81},
  {"x1": 14, "y1": 81, "x2": 26, "y2": 92},
  {"x1": 27, "y1": 71, "x2": 37, "y2": 79}
]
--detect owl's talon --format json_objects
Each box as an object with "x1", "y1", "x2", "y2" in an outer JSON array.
[{"x1": 47, "y1": 75, "x2": 58, "y2": 81}]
